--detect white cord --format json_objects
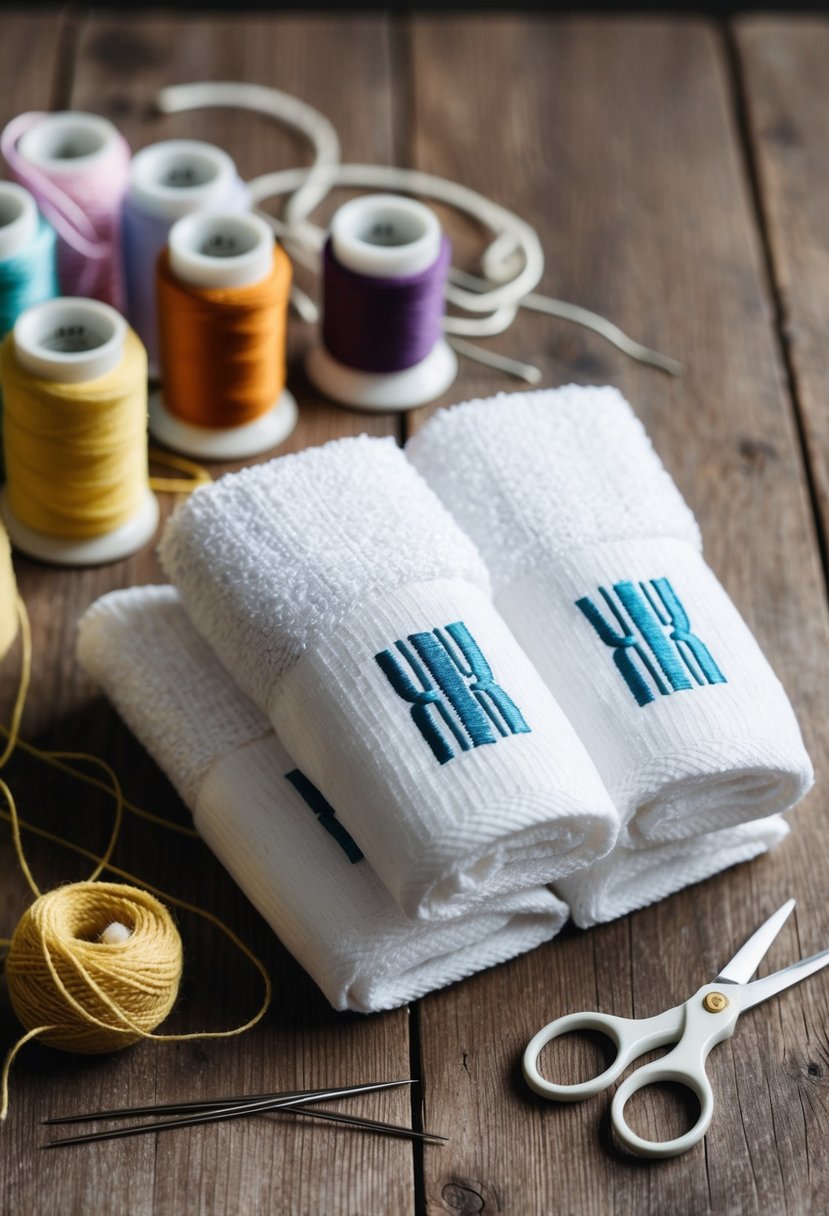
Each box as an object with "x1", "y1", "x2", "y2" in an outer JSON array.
[
  {"x1": 156, "y1": 82, "x2": 681, "y2": 378},
  {"x1": 157, "y1": 82, "x2": 340, "y2": 229},
  {"x1": 248, "y1": 164, "x2": 545, "y2": 320}
]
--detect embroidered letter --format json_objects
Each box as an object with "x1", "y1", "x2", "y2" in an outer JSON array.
[
  {"x1": 576, "y1": 578, "x2": 726, "y2": 707},
  {"x1": 285, "y1": 769, "x2": 364, "y2": 863},
  {"x1": 376, "y1": 621, "x2": 531, "y2": 763}
]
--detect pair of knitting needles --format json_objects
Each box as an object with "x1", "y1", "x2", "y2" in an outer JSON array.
[{"x1": 43, "y1": 1079, "x2": 447, "y2": 1149}]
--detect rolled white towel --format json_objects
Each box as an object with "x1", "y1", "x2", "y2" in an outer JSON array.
[
  {"x1": 407, "y1": 387, "x2": 813, "y2": 846},
  {"x1": 555, "y1": 816, "x2": 789, "y2": 928},
  {"x1": 159, "y1": 435, "x2": 619, "y2": 919},
  {"x1": 77, "y1": 586, "x2": 570, "y2": 1014}
]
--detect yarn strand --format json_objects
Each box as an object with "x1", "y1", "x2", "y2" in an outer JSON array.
[
  {"x1": 148, "y1": 447, "x2": 212, "y2": 496},
  {"x1": 0, "y1": 731, "x2": 199, "y2": 838}
]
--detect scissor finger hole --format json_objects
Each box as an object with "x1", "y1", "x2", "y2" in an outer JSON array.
[
  {"x1": 535, "y1": 1029, "x2": 618, "y2": 1087},
  {"x1": 619, "y1": 1081, "x2": 701, "y2": 1145}
]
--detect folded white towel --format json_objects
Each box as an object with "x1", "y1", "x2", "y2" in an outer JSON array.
[
  {"x1": 555, "y1": 816, "x2": 789, "y2": 928},
  {"x1": 159, "y1": 435, "x2": 619, "y2": 919},
  {"x1": 77, "y1": 586, "x2": 570, "y2": 1014},
  {"x1": 407, "y1": 387, "x2": 813, "y2": 845}
]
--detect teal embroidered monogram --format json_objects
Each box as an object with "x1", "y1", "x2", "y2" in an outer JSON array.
[
  {"x1": 576, "y1": 578, "x2": 727, "y2": 707},
  {"x1": 375, "y1": 621, "x2": 531, "y2": 764},
  {"x1": 285, "y1": 769, "x2": 364, "y2": 863}
]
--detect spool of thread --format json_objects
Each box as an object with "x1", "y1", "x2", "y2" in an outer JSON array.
[
  {"x1": 306, "y1": 194, "x2": 457, "y2": 411},
  {"x1": 124, "y1": 140, "x2": 250, "y2": 377},
  {"x1": 2, "y1": 111, "x2": 130, "y2": 310},
  {"x1": 5, "y1": 882, "x2": 182, "y2": 1054},
  {"x1": 150, "y1": 211, "x2": 297, "y2": 459},
  {"x1": 0, "y1": 522, "x2": 18, "y2": 663},
  {"x1": 0, "y1": 297, "x2": 159, "y2": 566},
  {"x1": 0, "y1": 182, "x2": 58, "y2": 341}
]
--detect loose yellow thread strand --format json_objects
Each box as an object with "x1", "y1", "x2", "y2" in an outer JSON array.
[
  {"x1": 0, "y1": 598, "x2": 31, "y2": 770},
  {"x1": 148, "y1": 446, "x2": 212, "y2": 496},
  {"x1": 0, "y1": 732, "x2": 198, "y2": 838},
  {"x1": 0, "y1": 1027, "x2": 55, "y2": 1121},
  {"x1": 0, "y1": 600, "x2": 124, "y2": 894}
]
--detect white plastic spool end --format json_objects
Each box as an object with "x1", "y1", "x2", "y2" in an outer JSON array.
[
  {"x1": 0, "y1": 182, "x2": 39, "y2": 261},
  {"x1": 1, "y1": 298, "x2": 159, "y2": 567},
  {"x1": 128, "y1": 140, "x2": 244, "y2": 222},
  {"x1": 17, "y1": 112, "x2": 121, "y2": 172},
  {"x1": 306, "y1": 193, "x2": 458, "y2": 412},
  {"x1": 148, "y1": 389, "x2": 298, "y2": 461},
  {"x1": 151, "y1": 211, "x2": 297, "y2": 459}
]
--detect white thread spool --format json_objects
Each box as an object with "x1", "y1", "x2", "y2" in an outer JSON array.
[
  {"x1": 0, "y1": 298, "x2": 159, "y2": 566},
  {"x1": 149, "y1": 211, "x2": 297, "y2": 459},
  {"x1": 16, "y1": 111, "x2": 121, "y2": 174},
  {"x1": 0, "y1": 182, "x2": 38, "y2": 261},
  {"x1": 127, "y1": 140, "x2": 250, "y2": 378},
  {"x1": 306, "y1": 194, "x2": 457, "y2": 412},
  {"x1": 129, "y1": 140, "x2": 244, "y2": 222}
]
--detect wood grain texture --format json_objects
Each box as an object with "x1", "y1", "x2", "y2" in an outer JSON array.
[
  {"x1": 404, "y1": 17, "x2": 829, "y2": 1215},
  {"x1": 734, "y1": 18, "x2": 829, "y2": 553},
  {"x1": 0, "y1": 14, "x2": 413, "y2": 1216}
]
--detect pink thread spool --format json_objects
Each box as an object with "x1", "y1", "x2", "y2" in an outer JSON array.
[{"x1": 3, "y1": 112, "x2": 130, "y2": 311}]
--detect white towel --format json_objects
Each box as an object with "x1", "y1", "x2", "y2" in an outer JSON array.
[
  {"x1": 159, "y1": 435, "x2": 619, "y2": 920},
  {"x1": 407, "y1": 387, "x2": 813, "y2": 846},
  {"x1": 556, "y1": 816, "x2": 789, "y2": 928},
  {"x1": 77, "y1": 586, "x2": 570, "y2": 1014}
]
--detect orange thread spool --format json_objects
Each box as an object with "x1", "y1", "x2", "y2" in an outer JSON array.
[{"x1": 151, "y1": 211, "x2": 297, "y2": 460}]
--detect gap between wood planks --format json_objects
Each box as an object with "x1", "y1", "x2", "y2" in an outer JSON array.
[{"x1": 725, "y1": 21, "x2": 829, "y2": 590}]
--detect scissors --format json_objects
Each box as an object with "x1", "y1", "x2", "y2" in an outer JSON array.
[{"x1": 523, "y1": 899, "x2": 829, "y2": 1159}]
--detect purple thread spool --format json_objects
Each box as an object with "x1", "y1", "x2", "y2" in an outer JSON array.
[
  {"x1": 307, "y1": 195, "x2": 457, "y2": 412},
  {"x1": 124, "y1": 140, "x2": 250, "y2": 378}
]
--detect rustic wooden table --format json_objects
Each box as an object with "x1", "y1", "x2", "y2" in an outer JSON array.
[{"x1": 1, "y1": 9, "x2": 828, "y2": 1214}]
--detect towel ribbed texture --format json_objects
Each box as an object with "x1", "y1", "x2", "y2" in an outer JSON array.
[
  {"x1": 407, "y1": 387, "x2": 813, "y2": 844},
  {"x1": 160, "y1": 436, "x2": 619, "y2": 919},
  {"x1": 555, "y1": 816, "x2": 789, "y2": 928},
  {"x1": 77, "y1": 586, "x2": 569, "y2": 1013}
]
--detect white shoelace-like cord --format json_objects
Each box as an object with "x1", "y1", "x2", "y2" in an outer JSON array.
[{"x1": 158, "y1": 82, "x2": 681, "y2": 381}]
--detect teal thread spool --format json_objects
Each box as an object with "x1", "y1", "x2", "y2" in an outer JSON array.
[
  {"x1": 0, "y1": 182, "x2": 59, "y2": 478},
  {"x1": 0, "y1": 182, "x2": 58, "y2": 338}
]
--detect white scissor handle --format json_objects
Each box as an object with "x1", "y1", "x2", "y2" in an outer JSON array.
[
  {"x1": 611, "y1": 983, "x2": 743, "y2": 1159},
  {"x1": 522, "y1": 1006, "x2": 684, "y2": 1103}
]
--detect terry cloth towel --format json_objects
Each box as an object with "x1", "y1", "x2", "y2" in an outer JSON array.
[
  {"x1": 77, "y1": 586, "x2": 570, "y2": 1014},
  {"x1": 555, "y1": 816, "x2": 789, "y2": 929},
  {"x1": 159, "y1": 435, "x2": 619, "y2": 921},
  {"x1": 407, "y1": 387, "x2": 813, "y2": 846}
]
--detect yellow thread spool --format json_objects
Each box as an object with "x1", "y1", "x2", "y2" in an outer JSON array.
[
  {"x1": 0, "y1": 524, "x2": 18, "y2": 663},
  {"x1": 6, "y1": 882, "x2": 182, "y2": 1053},
  {"x1": 0, "y1": 298, "x2": 159, "y2": 566}
]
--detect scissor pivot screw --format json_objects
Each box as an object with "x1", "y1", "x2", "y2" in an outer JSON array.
[{"x1": 703, "y1": 992, "x2": 729, "y2": 1013}]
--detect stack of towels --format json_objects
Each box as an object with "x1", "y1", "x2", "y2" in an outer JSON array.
[{"x1": 78, "y1": 386, "x2": 813, "y2": 1013}]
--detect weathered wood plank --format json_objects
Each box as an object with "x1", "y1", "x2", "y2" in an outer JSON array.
[
  {"x1": 734, "y1": 19, "x2": 829, "y2": 557},
  {"x1": 405, "y1": 17, "x2": 829, "y2": 1215},
  {"x1": 0, "y1": 14, "x2": 413, "y2": 1216}
]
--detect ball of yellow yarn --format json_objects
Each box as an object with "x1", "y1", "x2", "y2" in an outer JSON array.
[{"x1": 5, "y1": 882, "x2": 182, "y2": 1053}]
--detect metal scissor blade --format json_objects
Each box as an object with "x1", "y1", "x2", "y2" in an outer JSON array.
[
  {"x1": 716, "y1": 899, "x2": 796, "y2": 985},
  {"x1": 740, "y1": 946, "x2": 829, "y2": 1012}
]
